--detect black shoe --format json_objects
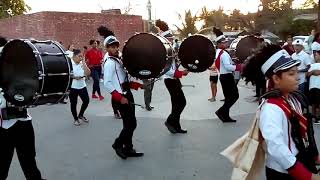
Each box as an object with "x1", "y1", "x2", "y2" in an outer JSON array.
[
  {"x1": 145, "y1": 105, "x2": 153, "y2": 111},
  {"x1": 224, "y1": 118, "x2": 237, "y2": 123},
  {"x1": 125, "y1": 149, "x2": 144, "y2": 157},
  {"x1": 215, "y1": 110, "x2": 236, "y2": 123},
  {"x1": 164, "y1": 121, "x2": 177, "y2": 134},
  {"x1": 176, "y1": 128, "x2": 187, "y2": 134},
  {"x1": 220, "y1": 99, "x2": 225, "y2": 102},
  {"x1": 112, "y1": 144, "x2": 127, "y2": 159}
]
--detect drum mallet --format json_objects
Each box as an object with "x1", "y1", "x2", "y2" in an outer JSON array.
[{"x1": 182, "y1": 84, "x2": 195, "y2": 88}]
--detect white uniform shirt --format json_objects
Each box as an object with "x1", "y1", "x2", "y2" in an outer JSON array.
[
  {"x1": 0, "y1": 93, "x2": 31, "y2": 129},
  {"x1": 65, "y1": 50, "x2": 73, "y2": 59},
  {"x1": 163, "y1": 61, "x2": 178, "y2": 80},
  {"x1": 308, "y1": 63, "x2": 320, "y2": 90},
  {"x1": 291, "y1": 50, "x2": 312, "y2": 84},
  {"x1": 215, "y1": 49, "x2": 236, "y2": 75},
  {"x1": 260, "y1": 97, "x2": 300, "y2": 174},
  {"x1": 71, "y1": 60, "x2": 86, "y2": 89},
  {"x1": 103, "y1": 56, "x2": 127, "y2": 94}
]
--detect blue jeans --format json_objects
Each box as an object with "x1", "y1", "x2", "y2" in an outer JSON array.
[{"x1": 91, "y1": 66, "x2": 102, "y2": 96}]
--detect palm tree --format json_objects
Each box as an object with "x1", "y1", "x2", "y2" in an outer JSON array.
[{"x1": 174, "y1": 10, "x2": 198, "y2": 38}]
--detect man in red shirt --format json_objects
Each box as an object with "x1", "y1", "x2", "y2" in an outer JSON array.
[{"x1": 85, "y1": 40, "x2": 104, "y2": 100}]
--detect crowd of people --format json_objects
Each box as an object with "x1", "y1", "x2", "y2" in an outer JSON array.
[{"x1": 2, "y1": 19, "x2": 320, "y2": 179}]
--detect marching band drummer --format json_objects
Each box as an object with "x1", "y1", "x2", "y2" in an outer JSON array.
[
  {"x1": 213, "y1": 27, "x2": 242, "y2": 123},
  {"x1": 155, "y1": 21, "x2": 190, "y2": 134},
  {"x1": 0, "y1": 36, "x2": 45, "y2": 180},
  {"x1": 242, "y1": 44, "x2": 320, "y2": 180},
  {"x1": 98, "y1": 26, "x2": 144, "y2": 159}
]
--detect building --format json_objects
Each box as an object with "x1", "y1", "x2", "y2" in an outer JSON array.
[{"x1": 0, "y1": 10, "x2": 144, "y2": 49}]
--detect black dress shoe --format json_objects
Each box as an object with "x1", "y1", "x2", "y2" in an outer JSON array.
[
  {"x1": 112, "y1": 144, "x2": 127, "y2": 159},
  {"x1": 165, "y1": 121, "x2": 177, "y2": 134},
  {"x1": 175, "y1": 128, "x2": 187, "y2": 134},
  {"x1": 145, "y1": 106, "x2": 153, "y2": 111},
  {"x1": 125, "y1": 149, "x2": 144, "y2": 157},
  {"x1": 223, "y1": 118, "x2": 237, "y2": 123},
  {"x1": 215, "y1": 111, "x2": 236, "y2": 123}
]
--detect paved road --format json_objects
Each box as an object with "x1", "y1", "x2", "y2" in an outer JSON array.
[{"x1": 7, "y1": 71, "x2": 320, "y2": 180}]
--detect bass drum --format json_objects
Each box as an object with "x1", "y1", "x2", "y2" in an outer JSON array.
[
  {"x1": 0, "y1": 39, "x2": 72, "y2": 107},
  {"x1": 229, "y1": 35, "x2": 264, "y2": 63},
  {"x1": 122, "y1": 33, "x2": 174, "y2": 79},
  {"x1": 178, "y1": 35, "x2": 215, "y2": 72}
]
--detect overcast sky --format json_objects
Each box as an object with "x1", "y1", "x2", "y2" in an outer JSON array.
[{"x1": 24, "y1": 0, "x2": 309, "y2": 29}]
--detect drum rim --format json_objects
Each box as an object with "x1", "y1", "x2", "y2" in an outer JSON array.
[{"x1": 122, "y1": 33, "x2": 170, "y2": 79}]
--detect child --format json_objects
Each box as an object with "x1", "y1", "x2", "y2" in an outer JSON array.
[
  {"x1": 307, "y1": 42, "x2": 320, "y2": 124},
  {"x1": 241, "y1": 44, "x2": 320, "y2": 180},
  {"x1": 98, "y1": 26, "x2": 144, "y2": 159}
]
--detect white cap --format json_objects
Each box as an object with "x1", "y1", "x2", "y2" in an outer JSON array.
[
  {"x1": 311, "y1": 42, "x2": 320, "y2": 51},
  {"x1": 292, "y1": 39, "x2": 304, "y2": 46},
  {"x1": 103, "y1": 35, "x2": 119, "y2": 46}
]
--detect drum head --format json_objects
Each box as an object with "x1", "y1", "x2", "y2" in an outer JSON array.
[
  {"x1": 0, "y1": 40, "x2": 39, "y2": 106},
  {"x1": 235, "y1": 35, "x2": 263, "y2": 62},
  {"x1": 178, "y1": 35, "x2": 215, "y2": 72},
  {"x1": 122, "y1": 33, "x2": 173, "y2": 79}
]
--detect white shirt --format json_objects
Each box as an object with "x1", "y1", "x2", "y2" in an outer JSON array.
[
  {"x1": 65, "y1": 50, "x2": 73, "y2": 59},
  {"x1": 215, "y1": 49, "x2": 236, "y2": 75},
  {"x1": 163, "y1": 61, "x2": 178, "y2": 79},
  {"x1": 0, "y1": 93, "x2": 31, "y2": 129},
  {"x1": 71, "y1": 60, "x2": 86, "y2": 89},
  {"x1": 260, "y1": 98, "x2": 300, "y2": 174},
  {"x1": 308, "y1": 63, "x2": 320, "y2": 90},
  {"x1": 291, "y1": 50, "x2": 312, "y2": 84},
  {"x1": 103, "y1": 55, "x2": 127, "y2": 94}
]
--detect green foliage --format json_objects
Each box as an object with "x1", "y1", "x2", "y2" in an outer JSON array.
[{"x1": 0, "y1": 0, "x2": 30, "y2": 19}]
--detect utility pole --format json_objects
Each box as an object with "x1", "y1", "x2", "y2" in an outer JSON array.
[
  {"x1": 317, "y1": 0, "x2": 320, "y2": 31},
  {"x1": 147, "y1": 0, "x2": 152, "y2": 31}
]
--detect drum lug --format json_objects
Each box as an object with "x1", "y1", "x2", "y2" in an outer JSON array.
[{"x1": 42, "y1": 52, "x2": 64, "y2": 56}]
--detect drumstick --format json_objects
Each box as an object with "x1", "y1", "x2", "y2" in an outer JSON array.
[{"x1": 182, "y1": 84, "x2": 195, "y2": 88}]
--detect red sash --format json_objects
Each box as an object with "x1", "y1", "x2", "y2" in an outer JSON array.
[
  {"x1": 214, "y1": 50, "x2": 224, "y2": 72},
  {"x1": 267, "y1": 97, "x2": 308, "y2": 138}
]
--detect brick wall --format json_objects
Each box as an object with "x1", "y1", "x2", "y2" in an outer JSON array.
[{"x1": 0, "y1": 11, "x2": 144, "y2": 50}]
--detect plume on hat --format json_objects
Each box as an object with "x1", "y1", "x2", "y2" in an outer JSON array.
[
  {"x1": 212, "y1": 27, "x2": 223, "y2": 37},
  {"x1": 242, "y1": 44, "x2": 281, "y2": 84},
  {"x1": 0, "y1": 36, "x2": 7, "y2": 47},
  {"x1": 97, "y1": 26, "x2": 115, "y2": 39}
]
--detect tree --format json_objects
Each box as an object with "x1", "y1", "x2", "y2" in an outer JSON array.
[
  {"x1": 0, "y1": 0, "x2": 30, "y2": 19},
  {"x1": 199, "y1": 6, "x2": 227, "y2": 29},
  {"x1": 174, "y1": 10, "x2": 198, "y2": 38}
]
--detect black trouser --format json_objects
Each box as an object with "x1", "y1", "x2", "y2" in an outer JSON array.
[
  {"x1": 112, "y1": 99, "x2": 120, "y2": 115},
  {"x1": 218, "y1": 73, "x2": 239, "y2": 119},
  {"x1": 91, "y1": 66, "x2": 102, "y2": 96},
  {"x1": 266, "y1": 167, "x2": 294, "y2": 180},
  {"x1": 113, "y1": 90, "x2": 137, "y2": 150},
  {"x1": 0, "y1": 121, "x2": 42, "y2": 180},
  {"x1": 69, "y1": 87, "x2": 90, "y2": 120},
  {"x1": 142, "y1": 79, "x2": 154, "y2": 107},
  {"x1": 164, "y1": 78, "x2": 186, "y2": 129}
]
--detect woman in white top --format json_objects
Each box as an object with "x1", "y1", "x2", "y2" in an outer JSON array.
[
  {"x1": 65, "y1": 44, "x2": 74, "y2": 59},
  {"x1": 70, "y1": 49, "x2": 91, "y2": 126}
]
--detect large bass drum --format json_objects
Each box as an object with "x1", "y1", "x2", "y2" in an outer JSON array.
[
  {"x1": 122, "y1": 33, "x2": 174, "y2": 79},
  {"x1": 229, "y1": 35, "x2": 265, "y2": 63},
  {"x1": 0, "y1": 39, "x2": 72, "y2": 107},
  {"x1": 178, "y1": 35, "x2": 215, "y2": 72}
]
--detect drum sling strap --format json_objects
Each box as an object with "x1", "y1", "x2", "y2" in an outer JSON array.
[{"x1": 267, "y1": 96, "x2": 319, "y2": 173}]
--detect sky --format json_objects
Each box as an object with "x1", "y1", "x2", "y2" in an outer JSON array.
[{"x1": 24, "y1": 0, "x2": 311, "y2": 29}]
